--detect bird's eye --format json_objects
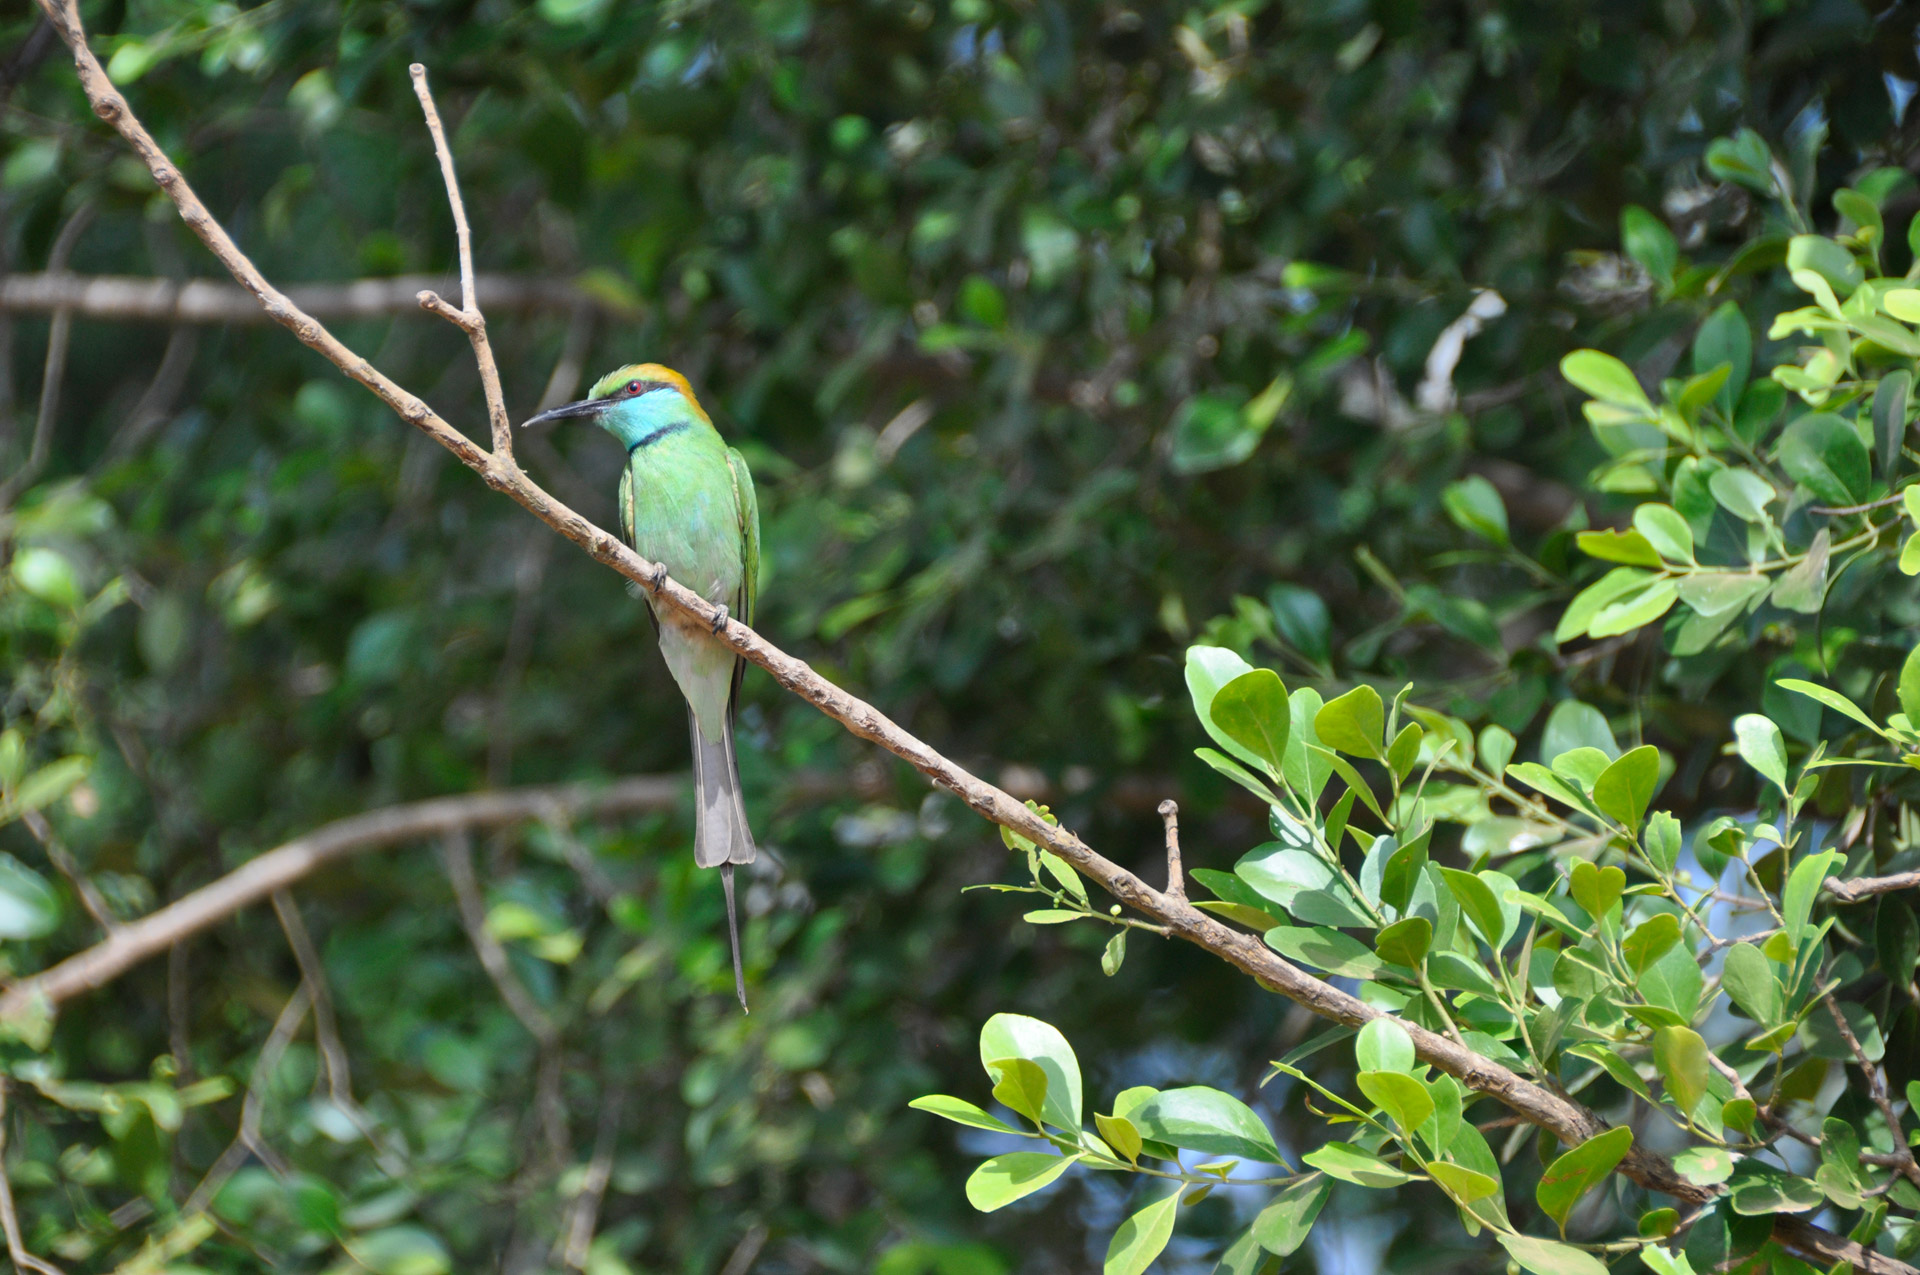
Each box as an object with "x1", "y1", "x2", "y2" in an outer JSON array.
[{"x1": 626, "y1": 380, "x2": 643, "y2": 395}]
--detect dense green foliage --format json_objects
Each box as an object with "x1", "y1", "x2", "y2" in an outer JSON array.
[{"x1": 6, "y1": 0, "x2": 1920, "y2": 1271}]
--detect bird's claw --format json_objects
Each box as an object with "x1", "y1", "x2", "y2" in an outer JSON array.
[
  {"x1": 710, "y1": 604, "x2": 729, "y2": 634},
  {"x1": 648, "y1": 562, "x2": 668, "y2": 592}
]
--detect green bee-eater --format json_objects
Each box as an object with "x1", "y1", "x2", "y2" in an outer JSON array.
[{"x1": 523, "y1": 363, "x2": 760, "y2": 1009}]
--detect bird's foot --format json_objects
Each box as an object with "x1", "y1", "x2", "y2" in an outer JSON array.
[
  {"x1": 710, "y1": 603, "x2": 730, "y2": 635},
  {"x1": 648, "y1": 561, "x2": 668, "y2": 592}
]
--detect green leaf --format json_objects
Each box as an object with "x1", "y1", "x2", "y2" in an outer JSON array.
[
  {"x1": 1195, "y1": 748, "x2": 1282, "y2": 805},
  {"x1": 1732, "y1": 715, "x2": 1788, "y2": 794},
  {"x1": 1104, "y1": 1190, "x2": 1180, "y2": 1275},
  {"x1": 1786, "y1": 233, "x2": 1864, "y2": 290},
  {"x1": 1283, "y1": 688, "x2": 1334, "y2": 801},
  {"x1": 1356, "y1": 1070, "x2": 1433, "y2": 1131},
  {"x1": 1038, "y1": 851, "x2": 1089, "y2": 905},
  {"x1": 1728, "y1": 1166, "x2": 1823, "y2": 1216},
  {"x1": 987, "y1": 1056, "x2": 1051, "y2": 1126},
  {"x1": 10, "y1": 547, "x2": 82, "y2": 609},
  {"x1": 979, "y1": 1014, "x2": 1082, "y2": 1130},
  {"x1": 1623, "y1": 913, "x2": 1682, "y2": 974},
  {"x1": 1556, "y1": 568, "x2": 1655, "y2": 643},
  {"x1": 1550, "y1": 746, "x2": 1612, "y2": 791},
  {"x1": 1250, "y1": 1176, "x2": 1329, "y2": 1256},
  {"x1": 1443, "y1": 475, "x2": 1510, "y2": 546},
  {"x1": 1569, "y1": 861, "x2": 1625, "y2": 920},
  {"x1": 1575, "y1": 527, "x2": 1663, "y2": 568},
  {"x1": 1877, "y1": 898, "x2": 1918, "y2": 988},
  {"x1": 1300, "y1": 1140, "x2": 1416, "y2": 1188},
  {"x1": 1781, "y1": 850, "x2": 1841, "y2": 945},
  {"x1": 1477, "y1": 725, "x2": 1516, "y2": 777},
  {"x1": 1901, "y1": 642, "x2": 1920, "y2": 723},
  {"x1": 351, "y1": 1226, "x2": 452, "y2": 1275},
  {"x1": 1776, "y1": 678, "x2": 1880, "y2": 733},
  {"x1": 1234, "y1": 843, "x2": 1332, "y2": 913},
  {"x1": 11, "y1": 756, "x2": 90, "y2": 816},
  {"x1": 1622, "y1": 205, "x2": 1678, "y2": 285},
  {"x1": 0, "y1": 856, "x2": 60, "y2": 941},
  {"x1": 1536, "y1": 1126, "x2": 1634, "y2": 1230},
  {"x1": 1638, "y1": 944, "x2": 1703, "y2": 1022},
  {"x1": 1673, "y1": 1147, "x2": 1733, "y2": 1187},
  {"x1": 1645, "y1": 811, "x2": 1682, "y2": 875},
  {"x1": 1496, "y1": 1233, "x2": 1609, "y2": 1275},
  {"x1": 1101, "y1": 931, "x2": 1127, "y2": 976},
  {"x1": 1677, "y1": 572, "x2": 1769, "y2": 618},
  {"x1": 1095, "y1": 1112, "x2": 1142, "y2": 1163},
  {"x1": 1374, "y1": 916, "x2": 1432, "y2": 969},
  {"x1": 1652, "y1": 1026, "x2": 1708, "y2": 1116},
  {"x1": 1427, "y1": 951, "x2": 1503, "y2": 999},
  {"x1": 1185, "y1": 646, "x2": 1266, "y2": 772},
  {"x1": 1438, "y1": 867, "x2": 1505, "y2": 949},
  {"x1": 1264, "y1": 926, "x2": 1383, "y2": 978},
  {"x1": 1426, "y1": 1160, "x2": 1500, "y2": 1204},
  {"x1": 1354, "y1": 1017, "x2": 1416, "y2": 1074},
  {"x1": 1562, "y1": 350, "x2": 1652, "y2": 411},
  {"x1": 1592, "y1": 744, "x2": 1659, "y2": 830},
  {"x1": 1213, "y1": 1228, "x2": 1266, "y2": 1275},
  {"x1": 1131, "y1": 1087, "x2": 1287, "y2": 1165},
  {"x1": 1873, "y1": 368, "x2": 1910, "y2": 478},
  {"x1": 909, "y1": 1095, "x2": 1022, "y2": 1136},
  {"x1": 1587, "y1": 578, "x2": 1678, "y2": 639},
  {"x1": 1632, "y1": 505, "x2": 1694, "y2": 563},
  {"x1": 1210, "y1": 669, "x2": 1291, "y2": 774},
  {"x1": 1719, "y1": 942, "x2": 1781, "y2": 1024},
  {"x1": 1313, "y1": 684, "x2": 1384, "y2": 757},
  {"x1": 1385, "y1": 721, "x2": 1422, "y2": 782},
  {"x1": 1707, "y1": 467, "x2": 1776, "y2": 522},
  {"x1": 1693, "y1": 301, "x2": 1751, "y2": 418},
  {"x1": 1569, "y1": 1043, "x2": 1652, "y2": 1102},
  {"x1": 964, "y1": 1152, "x2": 1079, "y2": 1212},
  {"x1": 1777, "y1": 412, "x2": 1870, "y2": 505},
  {"x1": 1268, "y1": 584, "x2": 1332, "y2": 670},
  {"x1": 1022, "y1": 909, "x2": 1082, "y2": 925}
]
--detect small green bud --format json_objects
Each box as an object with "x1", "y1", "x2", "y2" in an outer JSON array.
[{"x1": 1109, "y1": 905, "x2": 1121, "y2": 916}]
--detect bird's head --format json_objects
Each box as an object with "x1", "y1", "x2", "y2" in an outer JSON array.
[{"x1": 519, "y1": 362, "x2": 711, "y2": 450}]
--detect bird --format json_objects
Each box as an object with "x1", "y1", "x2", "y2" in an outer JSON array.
[{"x1": 522, "y1": 364, "x2": 760, "y2": 1010}]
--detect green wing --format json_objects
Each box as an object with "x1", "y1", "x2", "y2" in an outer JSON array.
[
  {"x1": 726, "y1": 447, "x2": 760, "y2": 626},
  {"x1": 617, "y1": 465, "x2": 635, "y2": 547}
]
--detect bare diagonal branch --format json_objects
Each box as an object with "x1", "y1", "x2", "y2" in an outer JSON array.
[{"x1": 0, "y1": 776, "x2": 678, "y2": 1016}]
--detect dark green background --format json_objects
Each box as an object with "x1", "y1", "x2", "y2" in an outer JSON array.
[{"x1": 2, "y1": 0, "x2": 1915, "y2": 1269}]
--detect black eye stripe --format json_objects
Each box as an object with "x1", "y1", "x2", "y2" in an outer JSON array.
[{"x1": 624, "y1": 379, "x2": 670, "y2": 398}]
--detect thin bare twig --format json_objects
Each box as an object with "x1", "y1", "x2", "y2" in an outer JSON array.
[
  {"x1": 1825, "y1": 868, "x2": 1920, "y2": 903},
  {"x1": 1157, "y1": 799, "x2": 1184, "y2": 903},
  {"x1": 1812, "y1": 492, "x2": 1907, "y2": 516},
  {"x1": 0, "y1": 776, "x2": 679, "y2": 1017},
  {"x1": 718, "y1": 1225, "x2": 769, "y2": 1275},
  {"x1": 0, "y1": 1080, "x2": 67, "y2": 1275},
  {"x1": 439, "y1": 828, "x2": 558, "y2": 1046},
  {"x1": 1821, "y1": 995, "x2": 1920, "y2": 1188},
  {"x1": 557, "y1": 1088, "x2": 623, "y2": 1272},
  {"x1": 0, "y1": 271, "x2": 618, "y2": 323},
  {"x1": 20, "y1": 809, "x2": 116, "y2": 933},
  {"x1": 32, "y1": 9, "x2": 1903, "y2": 1270},
  {"x1": 0, "y1": 202, "x2": 91, "y2": 507},
  {"x1": 181, "y1": 983, "x2": 311, "y2": 1217},
  {"x1": 95, "y1": 324, "x2": 198, "y2": 467},
  {"x1": 409, "y1": 64, "x2": 511, "y2": 458},
  {"x1": 439, "y1": 828, "x2": 568, "y2": 1171}
]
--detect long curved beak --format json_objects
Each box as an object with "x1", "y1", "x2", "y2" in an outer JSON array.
[{"x1": 519, "y1": 397, "x2": 605, "y2": 429}]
